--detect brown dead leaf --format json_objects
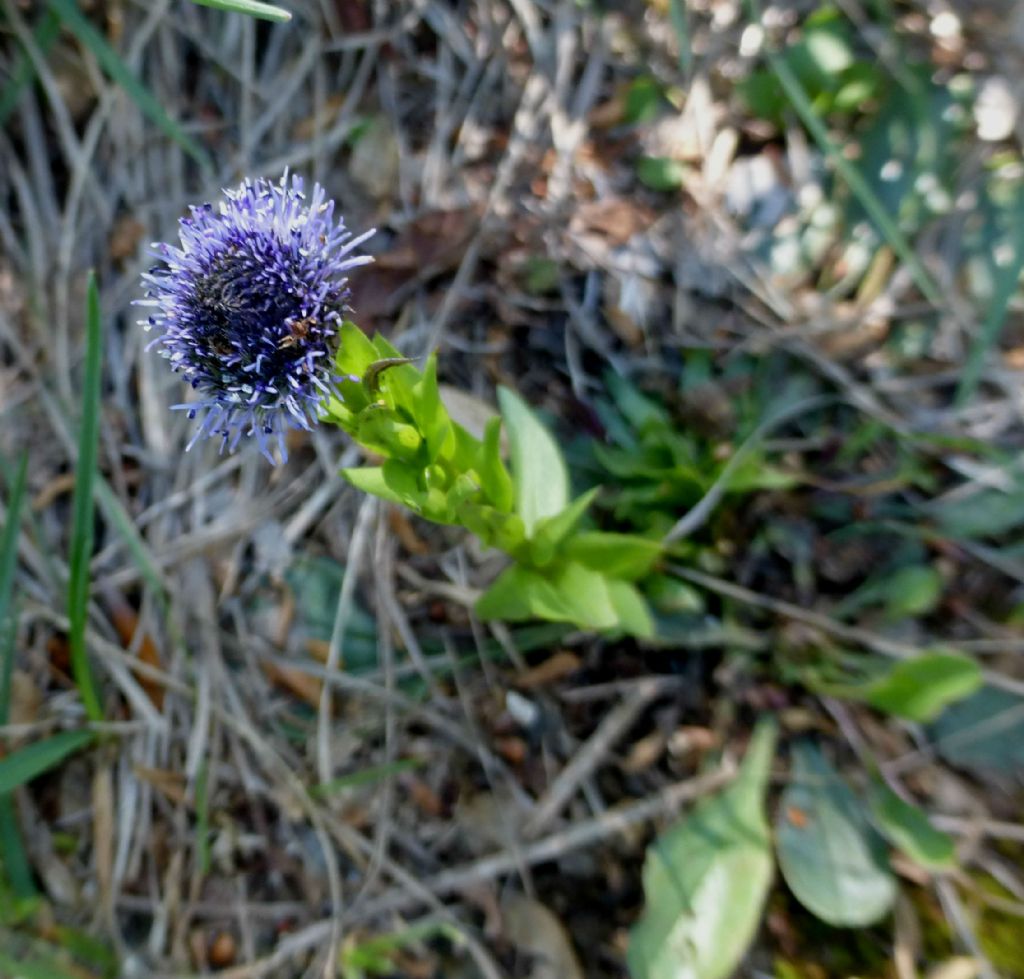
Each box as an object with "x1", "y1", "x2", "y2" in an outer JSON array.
[
  {"x1": 623, "y1": 730, "x2": 666, "y2": 773},
  {"x1": 514, "y1": 651, "x2": 582, "y2": 689},
  {"x1": 570, "y1": 198, "x2": 657, "y2": 246},
  {"x1": 33, "y1": 472, "x2": 77, "y2": 511},
  {"x1": 263, "y1": 660, "x2": 323, "y2": 706},
  {"x1": 109, "y1": 215, "x2": 145, "y2": 263},
  {"x1": 405, "y1": 776, "x2": 444, "y2": 818},
  {"x1": 667, "y1": 725, "x2": 718, "y2": 758},
  {"x1": 134, "y1": 764, "x2": 188, "y2": 806},
  {"x1": 387, "y1": 508, "x2": 431, "y2": 556},
  {"x1": 8, "y1": 670, "x2": 42, "y2": 731},
  {"x1": 494, "y1": 735, "x2": 528, "y2": 765},
  {"x1": 105, "y1": 593, "x2": 165, "y2": 709},
  {"x1": 502, "y1": 893, "x2": 585, "y2": 979}
]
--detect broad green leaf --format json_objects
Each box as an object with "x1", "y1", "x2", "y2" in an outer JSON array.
[
  {"x1": 283, "y1": 557, "x2": 377, "y2": 671},
  {"x1": 189, "y1": 0, "x2": 292, "y2": 21},
  {"x1": 627, "y1": 720, "x2": 777, "y2": 979},
  {"x1": 497, "y1": 388, "x2": 569, "y2": 537},
  {"x1": 476, "y1": 562, "x2": 618, "y2": 631},
  {"x1": 0, "y1": 731, "x2": 94, "y2": 794},
  {"x1": 820, "y1": 652, "x2": 982, "y2": 723},
  {"x1": 933, "y1": 486, "x2": 1024, "y2": 539},
  {"x1": 564, "y1": 531, "x2": 662, "y2": 580},
  {"x1": 929, "y1": 686, "x2": 1024, "y2": 773},
  {"x1": 775, "y1": 743, "x2": 896, "y2": 927},
  {"x1": 867, "y1": 780, "x2": 955, "y2": 871}
]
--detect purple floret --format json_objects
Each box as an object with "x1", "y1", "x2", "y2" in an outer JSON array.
[{"x1": 139, "y1": 173, "x2": 373, "y2": 462}]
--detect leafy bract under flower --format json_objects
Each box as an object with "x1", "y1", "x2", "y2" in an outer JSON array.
[{"x1": 139, "y1": 174, "x2": 373, "y2": 462}]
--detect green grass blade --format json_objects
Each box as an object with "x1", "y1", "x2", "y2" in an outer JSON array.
[
  {"x1": 0, "y1": 454, "x2": 28, "y2": 723},
  {"x1": 0, "y1": 731, "x2": 94, "y2": 794},
  {"x1": 0, "y1": 454, "x2": 35, "y2": 898},
  {"x1": 0, "y1": 9, "x2": 61, "y2": 130},
  {"x1": 667, "y1": 0, "x2": 691, "y2": 75},
  {"x1": 189, "y1": 0, "x2": 292, "y2": 22},
  {"x1": 956, "y1": 183, "x2": 1024, "y2": 407},
  {"x1": 67, "y1": 273, "x2": 103, "y2": 723},
  {"x1": 750, "y1": 2, "x2": 943, "y2": 308},
  {"x1": 45, "y1": 0, "x2": 213, "y2": 173},
  {"x1": 312, "y1": 758, "x2": 424, "y2": 798}
]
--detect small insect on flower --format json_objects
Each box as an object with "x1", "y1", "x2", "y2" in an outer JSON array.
[{"x1": 138, "y1": 173, "x2": 374, "y2": 462}]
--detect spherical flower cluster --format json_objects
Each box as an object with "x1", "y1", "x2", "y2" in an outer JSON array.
[{"x1": 139, "y1": 174, "x2": 373, "y2": 462}]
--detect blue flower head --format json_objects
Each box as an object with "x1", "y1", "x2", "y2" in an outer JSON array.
[{"x1": 140, "y1": 174, "x2": 373, "y2": 462}]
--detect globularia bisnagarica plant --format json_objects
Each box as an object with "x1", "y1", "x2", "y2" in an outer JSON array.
[
  {"x1": 140, "y1": 174, "x2": 661, "y2": 636},
  {"x1": 138, "y1": 176, "x2": 972, "y2": 979}
]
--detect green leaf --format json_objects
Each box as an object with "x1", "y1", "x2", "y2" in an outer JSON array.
[
  {"x1": 624, "y1": 76, "x2": 667, "y2": 125},
  {"x1": 929, "y1": 686, "x2": 1024, "y2": 773},
  {"x1": 497, "y1": 388, "x2": 569, "y2": 538},
  {"x1": 476, "y1": 562, "x2": 618, "y2": 631},
  {"x1": 775, "y1": 743, "x2": 896, "y2": 927},
  {"x1": 564, "y1": 532, "x2": 662, "y2": 581},
  {"x1": 636, "y1": 156, "x2": 686, "y2": 192},
  {"x1": 341, "y1": 467, "x2": 416, "y2": 509},
  {"x1": 606, "y1": 580, "x2": 655, "y2": 639},
  {"x1": 627, "y1": 720, "x2": 777, "y2": 979},
  {"x1": 821, "y1": 652, "x2": 982, "y2": 723},
  {"x1": 67, "y1": 274, "x2": 103, "y2": 723},
  {"x1": 0, "y1": 731, "x2": 94, "y2": 794},
  {"x1": 189, "y1": 0, "x2": 292, "y2": 21},
  {"x1": 867, "y1": 780, "x2": 955, "y2": 871},
  {"x1": 800, "y1": 18, "x2": 855, "y2": 79},
  {"x1": 46, "y1": 0, "x2": 212, "y2": 172},
  {"x1": 529, "y1": 489, "x2": 600, "y2": 566},
  {"x1": 411, "y1": 355, "x2": 451, "y2": 462},
  {"x1": 479, "y1": 417, "x2": 514, "y2": 512},
  {"x1": 933, "y1": 485, "x2": 1024, "y2": 539},
  {"x1": 883, "y1": 565, "x2": 943, "y2": 619}
]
